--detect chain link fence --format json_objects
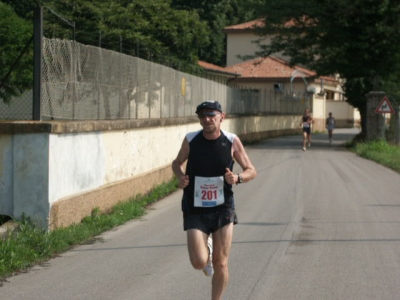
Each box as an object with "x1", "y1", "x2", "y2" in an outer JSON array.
[
  {"x1": 0, "y1": 90, "x2": 33, "y2": 120},
  {"x1": 1, "y1": 38, "x2": 310, "y2": 121},
  {"x1": 41, "y1": 38, "x2": 237, "y2": 120}
]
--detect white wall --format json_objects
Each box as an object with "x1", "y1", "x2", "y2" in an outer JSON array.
[
  {"x1": 326, "y1": 100, "x2": 360, "y2": 127},
  {"x1": 226, "y1": 33, "x2": 289, "y2": 66},
  {"x1": 313, "y1": 98, "x2": 326, "y2": 119},
  {"x1": 47, "y1": 124, "x2": 200, "y2": 207},
  {"x1": 0, "y1": 115, "x2": 300, "y2": 227},
  {"x1": 0, "y1": 135, "x2": 13, "y2": 215},
  {"x1": 13, "y1": 133, "x2": 50, "y2": 225},
  {"x1": 226, "y1": 34, "x2": 277, "y2": 66}
]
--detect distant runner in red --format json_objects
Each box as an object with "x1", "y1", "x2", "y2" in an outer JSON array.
[{"x1": 300, "y1": 108, "x2": 314, "y2": 151}]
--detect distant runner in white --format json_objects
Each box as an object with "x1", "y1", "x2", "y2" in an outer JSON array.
[{"x1": 326, "y1": 112, "x2": 335, "y2": 144}]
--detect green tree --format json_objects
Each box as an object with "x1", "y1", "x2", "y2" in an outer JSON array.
[
  {"x1": 0, "y1": 2, "x2": 33, "y2": 103},
  {"x1": 171, "y1": 0, "x2": 261, "y2": 66},
  {"x1": 42, "y1": 0, "x2": 210, "y2": 68},
  {"x1": 253, "y1": 0, "x2": 400, "y2": 136},
  {"x1": 1, "y1": 0, "x2": 37, "y2": 19}
]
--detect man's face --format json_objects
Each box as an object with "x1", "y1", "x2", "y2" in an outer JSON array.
[{"x1": 197, "y1": 109, "x2": 223, "y2": 133}]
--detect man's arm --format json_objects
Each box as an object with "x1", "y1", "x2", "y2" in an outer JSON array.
[
  {"x1": 225, "y1": 136, "x2": 257, "y2": 185},
  {"x1": 172, "y1": 138, "x2": 190, "y2": 189}
]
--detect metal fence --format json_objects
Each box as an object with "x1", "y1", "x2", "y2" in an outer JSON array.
[
  {"x1": 0, "y1": 90, "x2": 33, "y2": 120},
  {"x1": 1, "y1": 38, "x2": 310, "y2": 121}
]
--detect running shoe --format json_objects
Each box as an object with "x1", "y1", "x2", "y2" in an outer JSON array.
[
  {"x1": 203, "y1": 236, "x2": 214, "y2": 277},
  {"x1": 302, "y1": 147, "x2": 306, "y2": 151}
]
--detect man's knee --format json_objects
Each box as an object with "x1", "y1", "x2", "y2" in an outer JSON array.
[
  {"x1": 190, "y1": 256, "x2": 207, "y2": 270},
  {"x1": 212, "y1": 256, "x2": 228, "y2": 273}
]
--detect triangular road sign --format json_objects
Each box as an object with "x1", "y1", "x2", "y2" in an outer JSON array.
[{"x1": 375, "y1": 96, "x2": 395, "y2": 114}]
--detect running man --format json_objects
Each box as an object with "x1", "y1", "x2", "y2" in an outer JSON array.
[
  {"x1": 300, "y1": 108, "x2": 314, "y2": 151},
  {"x1": 172, "y1": 100, "x2": 257, "y2": 300},
  {"x1": 326, "y1": 112, "x2": 335, "y2": 144}
]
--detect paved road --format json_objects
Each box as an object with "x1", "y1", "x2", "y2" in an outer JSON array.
[{"x1": 2, "y1": 128, "x2": 400, "y2": 300}]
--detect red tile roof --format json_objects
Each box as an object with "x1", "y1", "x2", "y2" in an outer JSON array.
[
  {"x1": 198, "y1": 60, "x2": 240, "y2": 77},
  {"x1": 224, "y1": 56, "x2": 314, "y2": 79},
  {"x1": 224, "y1": 18, "x2": 306, "y2": 33},
  {"x1": 224, "y1": 56, "x2": 336, "y2": 83},
  {"x1": 224, "y1": 19, "x2": 265, "y2": 31}
]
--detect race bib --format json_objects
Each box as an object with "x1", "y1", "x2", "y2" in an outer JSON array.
[
  {"x1": 194, "y1": 176, "x2": 225, "y2": 207},
  {"x1": 303, "y1": 122, "x2": 310, "y2": 128}
]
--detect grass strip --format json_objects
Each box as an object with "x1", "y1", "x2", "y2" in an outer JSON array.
[
  {"x1": 0, "y1": 178, "x2": 178, "y2": 279},
  {"x1": 349, "y1": 139, "x2": 400, "y2": 173}
]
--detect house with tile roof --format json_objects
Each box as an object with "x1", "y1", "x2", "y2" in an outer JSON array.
[
  {"x1": 220, "y1": 19, "x2": 360, "y2": 130},
  {"x1": 225, "y1": 19, "x2": 273, "y2": 66}
]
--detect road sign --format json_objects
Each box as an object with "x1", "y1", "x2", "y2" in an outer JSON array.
[{"x1": 375, "y1": 96, "x2": 395, "y2": 114}]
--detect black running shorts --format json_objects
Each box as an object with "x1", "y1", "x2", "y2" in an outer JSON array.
[{"x1": 183, "y1": 209, "x2": 238, "y2": 235}]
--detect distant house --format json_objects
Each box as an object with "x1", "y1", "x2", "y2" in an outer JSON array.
[
  {"x1": 224, "y1": 19, "x2": 271, "y2": 66},
  {"x1": 226, "y1": 19, "x2": 359, "y2": 129},
  {"x1": 224, "y1": 55, "x2": 342, "y2": 100},
  {"x1": 224, "y1": 19, "x2": 345, "y2": 99},
  {"x1": 198, "y1": 18, "x2": 360, "y2": 129}
]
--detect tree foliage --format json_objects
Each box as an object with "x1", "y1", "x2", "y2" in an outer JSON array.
[
  {"x1": 0, "y1": 0, "x2": 214, "y2": 103},
  {"x1": 171, "y1": 0, "x2": 261, "y2": 66},
  {"x1": 253, "y1": 0, "x2": 400, "y2": 134},
  {"x1": 0, "y1": 2, "x2": 33, "y2": 103},
  {"x1": 42, "y1": 0, "x2": 210, "y2": 67},
  {"x1": 1, "y1": 0, "x2": 37, "y2": 19}
]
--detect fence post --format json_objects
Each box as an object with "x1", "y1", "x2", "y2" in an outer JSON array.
[
  {"x1": 366, "y1": 91, "x2": 386, "y2": 140},
  {"x1": 33, "y1": 6, "x2": 43, "y2": 120}
]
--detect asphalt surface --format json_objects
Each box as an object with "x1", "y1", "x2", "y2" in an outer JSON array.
[{"x1": 2, "y1": 128, "x2": 400, "y2": 300}]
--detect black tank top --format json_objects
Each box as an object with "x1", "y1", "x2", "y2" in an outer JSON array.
[
  {"x1": 302, "y1": 115, "x2": 311, "y2": 128},
  {"x1": 182, "y1": 130, "x2": 235, "y2": 214}
]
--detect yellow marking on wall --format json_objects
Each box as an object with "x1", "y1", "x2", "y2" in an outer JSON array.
[{"x1": 181, "y1": 77, "x2": 186, "y2": 96}]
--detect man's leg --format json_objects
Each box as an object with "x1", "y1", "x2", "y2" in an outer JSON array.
[
  {"x1": 211, "y1": 223, "x2": 233, "y2": 300},
  {"x1": 187, "y1": 229, "x2": 209, "y2": 270},
  {"x1": 302, "y1": 131, "x2": 307, "y2": 150}
]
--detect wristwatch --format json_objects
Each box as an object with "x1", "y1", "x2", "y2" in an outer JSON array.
[{"x1": 236, "y1": 174, "x2": 243, "y2": 185}]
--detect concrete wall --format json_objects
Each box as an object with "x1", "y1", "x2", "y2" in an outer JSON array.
[
  {"x1": 0, "y1": 115, "x2": 300, "y2": 229},
  {"x1": 326, "y1": 100, "x2": 360, "y2": 128},
  {"x1": 312, "y1": 97, "x2": 326, "y2": 132},
  {"x1": 226, "y1": 33, "x2": 287, "y2": 66},
  {"x1": 226, "y1": 33, "x2": 268, "y2": 65}
]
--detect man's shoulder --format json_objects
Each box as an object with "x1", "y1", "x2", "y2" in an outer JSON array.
[
  {"x1": 221, "y1": 130, "x2": 237, "y2": 143},
  {"x1": 186, "y1": 130, "x2": 202, "y2": 142}
]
